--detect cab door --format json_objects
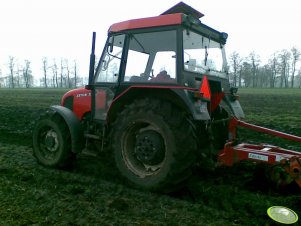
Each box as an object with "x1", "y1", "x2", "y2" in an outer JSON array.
[{"x1": 92, "y1": 34, "x2": 125, "y2": 121}]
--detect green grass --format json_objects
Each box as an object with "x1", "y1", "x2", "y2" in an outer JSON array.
[
  {"x1": 239, "y1": 87, "x2": 301, "y2": 95},
  {"x1": 0, "y1": 88, "x2": 69, "y2": 145},
  {"x1": 238, "y1": 88, "x2": 301, "y2": 151},
  {"x1": 0, "y1": 88, "x2": 68, "y2": 107}
]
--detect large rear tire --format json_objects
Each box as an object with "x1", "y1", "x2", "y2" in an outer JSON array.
[
  {"x1": 33, "y1": 112, "x2": 74, "y2": 168},
  {"x1": 111, "y1": 99, "x2": 197, "y2": 192}
]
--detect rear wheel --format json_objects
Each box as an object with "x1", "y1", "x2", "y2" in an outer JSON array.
[
  {"x1": 111, "y1": 99, "x2": 197, "y2": 192},
  {"x1": 33, "y1": 113, "x2": 74, "y2": 168}
]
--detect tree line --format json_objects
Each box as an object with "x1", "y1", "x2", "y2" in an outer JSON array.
[
  {"x1": 0, "y1": 57, "x2": 88, "y2": 88},
  {"x1": 228, "y1": 47, "x2": 301, "y2": 88},
  {"x1": 1, "y1": 47, "x2": 301, "y2": 88}
]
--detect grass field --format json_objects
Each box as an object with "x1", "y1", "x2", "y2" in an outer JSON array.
[
  {"x1": 0, "y1": 88, "x2": 300, "y2": 225},
  {"x1": 239, "y1": 88, "x2": 301, "y2": 153}
]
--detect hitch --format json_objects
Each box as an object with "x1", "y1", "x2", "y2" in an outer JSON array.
[{"x1": 218, "y1": 117, "x2": 301, "y2": 188}]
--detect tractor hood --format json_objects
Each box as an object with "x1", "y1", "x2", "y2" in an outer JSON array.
[{"x1": 61, "y1": 87, "x2": 92, "y2": 120}]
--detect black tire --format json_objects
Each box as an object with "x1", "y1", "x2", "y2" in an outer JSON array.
[
  {"x1": 33, "y1": 112, "x2": 74, "y2": 168},
  {"x1": 111, "y1": 98, "x2": 197, "y2": 192}
]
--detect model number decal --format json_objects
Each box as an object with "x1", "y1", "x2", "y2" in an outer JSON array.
[
  {"x1": 248, "y1": 153, "x2": 268, "y2": 161},
  {"x1": 76, "y1": 93, "x2": 91, "y2": 98}
]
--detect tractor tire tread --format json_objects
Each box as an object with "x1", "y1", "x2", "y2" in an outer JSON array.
[{"x1": 111, "y1": 98, "x2": 197, "y2": 192}]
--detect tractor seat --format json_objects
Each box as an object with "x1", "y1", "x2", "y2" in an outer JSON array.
[
  {"x1": 129, "y1": 76, "x2": 143, "y2": 82},
  {"x1": 150, "y1": 70, "x2": 176, "y2": 83}
]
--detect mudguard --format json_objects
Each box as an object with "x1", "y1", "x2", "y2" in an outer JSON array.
[
  {"x1": 107, "y1": 87, "x2": 212, "y2": 123},
  {"x1": 50, "y1": 105, "x2": 84, "y2": 153}
]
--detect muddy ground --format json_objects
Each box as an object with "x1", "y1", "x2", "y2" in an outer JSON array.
[{"x1": 0, "y1": 88, "x2": 300, "y2": 225}]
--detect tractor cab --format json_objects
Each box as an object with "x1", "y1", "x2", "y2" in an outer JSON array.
[{"x1": 87, "y1": 1, "x2": 240, "y2": 123}]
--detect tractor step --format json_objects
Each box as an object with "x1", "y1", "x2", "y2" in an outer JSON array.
[{"x1": 85, "y1": 133, "x2": 101, "y2": 140}]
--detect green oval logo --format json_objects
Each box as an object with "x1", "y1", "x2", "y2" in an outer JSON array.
[{"x1": 267, "y1": 206, "x2": 298, "y2": 224}]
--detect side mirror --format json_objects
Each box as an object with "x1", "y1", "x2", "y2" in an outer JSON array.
[
  {"x1": 108, "y1": 42, "x2": 113, "y2": 53},
  {"x1": 108, "y1": 36, "x2": 114, "y2": 53}
]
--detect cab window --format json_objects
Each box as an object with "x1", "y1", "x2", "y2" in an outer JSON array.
[
  {"x1": 95, "y1": 34, "x2": 125, "y2": 83},
  {"x1": 124, "y1": 30, "x2": 177, "y2": 83}
]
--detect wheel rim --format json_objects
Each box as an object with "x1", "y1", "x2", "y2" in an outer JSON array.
[
  {"x1": 38, "y1": 126, "x2": 60, "y2": 161},
  {"x1": 121, "y1": 122, "x2": 166, "y2": 178},
  {"x1": 44, "y1": 130, "x2": 59, "y2": 151}
]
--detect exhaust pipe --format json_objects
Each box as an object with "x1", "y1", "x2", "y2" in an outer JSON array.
[{"x1": 86, "y1": 32, "x2": 96, "y2": 89}]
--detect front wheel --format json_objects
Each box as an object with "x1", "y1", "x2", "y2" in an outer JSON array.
[
  {"x1": 111, "y1": 99, "x2": 197, "y2": 192},
  {"x1": 33, "y1": 113, "x2": 74, "y2": 168}
]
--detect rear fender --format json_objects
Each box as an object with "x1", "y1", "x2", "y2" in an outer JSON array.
[
  {"x1": 107, "y1": 87, "x2": 211, "y2": 123},
  {"x1": 49, "y1": 105, "x2": 84, "y2": 153}
]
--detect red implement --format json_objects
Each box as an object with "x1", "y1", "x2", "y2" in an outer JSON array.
[{"x1": 218, "y1": 117, "x2": 301, "y2": 188}]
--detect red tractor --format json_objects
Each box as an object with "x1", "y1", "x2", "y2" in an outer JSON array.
[{"x1": 33, "y1": 2, "x2": 301, "y2": 192}]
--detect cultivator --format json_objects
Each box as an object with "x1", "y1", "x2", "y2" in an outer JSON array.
[{"x1": 218, "y1": 117, "x2": 301, "y2": 188}]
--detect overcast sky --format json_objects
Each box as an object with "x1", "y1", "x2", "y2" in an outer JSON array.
[{"x1": 0, "y1": 0, "x2": 300, "y2": 78}]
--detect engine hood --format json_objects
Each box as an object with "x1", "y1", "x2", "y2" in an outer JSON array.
[{"x1": 61, "y1": 87, "x2": 91, "y2": 120}]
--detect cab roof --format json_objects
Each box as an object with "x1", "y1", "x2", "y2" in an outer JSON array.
[
  {"x1": 109, "y1": 2, "x2": 204, "y2": 33},
  {"x1": 109, "y1": 13, "x2": 184, "y2": 33},
  {"x1": 107, "y1": 2, "x2": 227, "y2": 44}
]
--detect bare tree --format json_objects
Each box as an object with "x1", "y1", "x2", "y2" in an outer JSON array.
[
  {"x1": 278, "y1": 50, "x2": 291, "y2": 88},
  {"x1": 298, "y1": 69, "x2": 301, "y2": 88},
  {"x1": 257, "y1": 65, "x2": 271, "y2": 88},
  {"x1": 51, "y1": 59, "x2": 59, "y2": 88},
  {"x1": 60, "y1": 58, "x2": 64, "y2": 88},
  {"x1": 290, "y1": 47, "x2": 300, "y2": 88},
  {"x1": 229, "y1": 52, "x2": 242, "y2": 87},
  {"x1": 42, "y1": 57, "x2": 48, "y2": 88},
  {"x1": 268, "y1": 53, "x2": 278, "y2": 88},
  {"x1": 64, "y1": 59, "x2": 71, "y2": 88},
  {"x1": 73, "y1": 60, "x2": 78, "y2": 88},
  {"x1": 8, "y1": 56, "x2": 15, "y2": 88},
  {"x1": 238, "y1": 64, "x2": 243, "y2": 87},
  {"x1": 248, "y1": 52, "x2": 260, "y2": 87},
  {"x1": 23, "y1": 60, "x2": 32, "y2": 88},
  {"x1": 16, "y1": 63, "x2": 21, "y2": 87},
  {"x1": 58, "y1": 58, "x2": 75, "y2": 88},
  {"x1": 241, "y1": 61, "x2": 252, "y2": 87}
]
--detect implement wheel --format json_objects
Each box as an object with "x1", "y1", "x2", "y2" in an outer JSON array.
[
  {"x1": 111, "y1": 98, "x2": 197, "y2": 192},
  {"x1": 33, "y1": 112, "x2": 74, "y2": 168}
]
